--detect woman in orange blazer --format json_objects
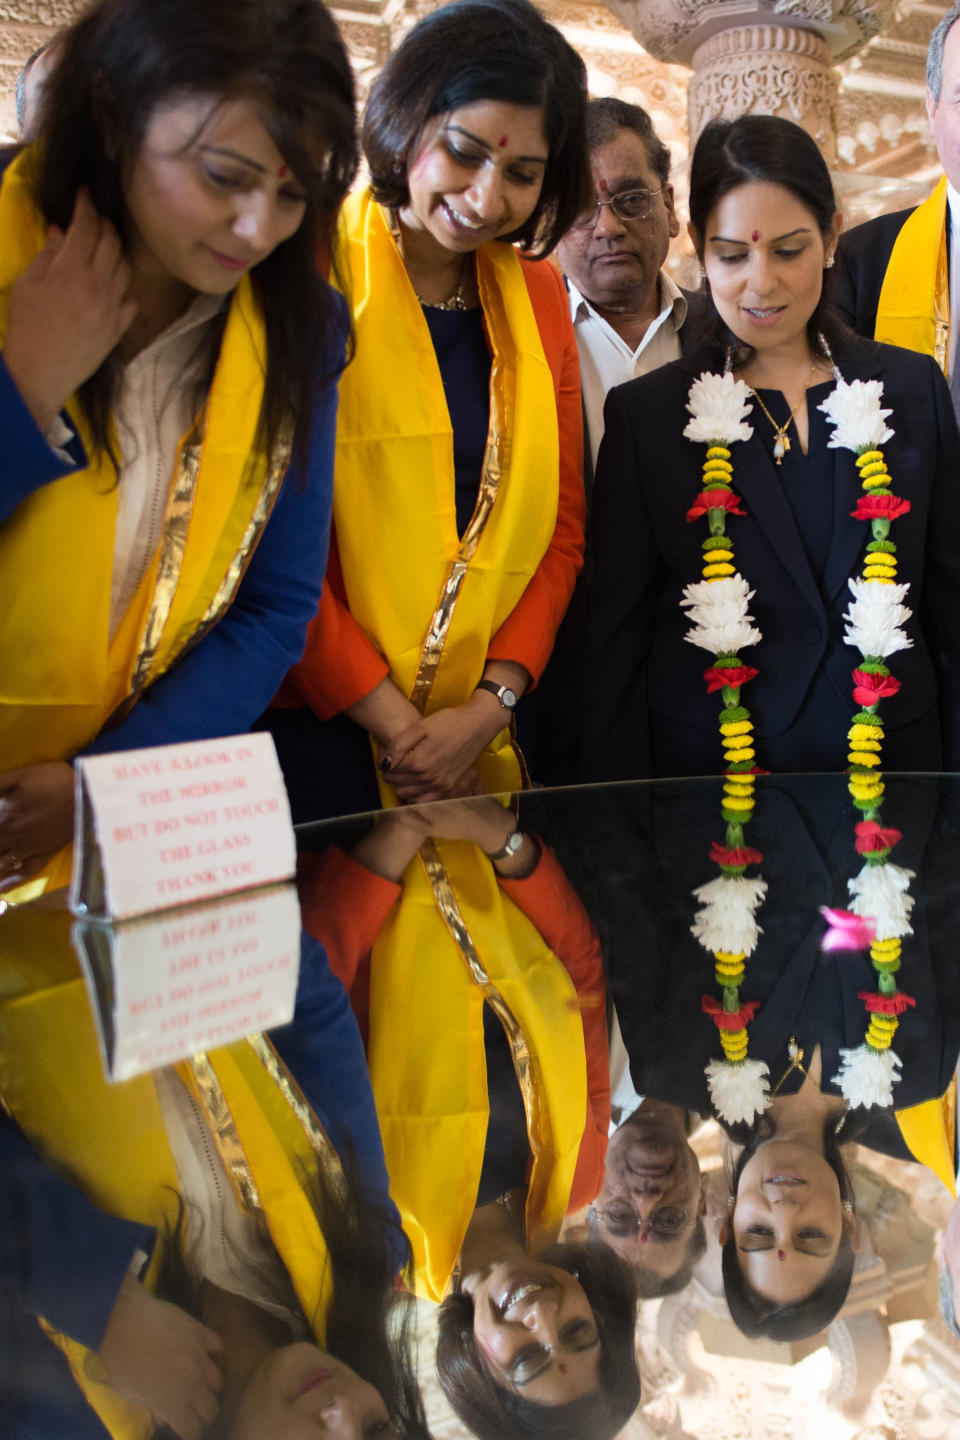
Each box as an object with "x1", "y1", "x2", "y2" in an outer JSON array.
[{"x1": 265, "y1": 0, "x2": 590, "y2": 819}]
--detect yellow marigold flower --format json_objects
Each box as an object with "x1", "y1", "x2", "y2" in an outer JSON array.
[
  {"x1": 724, "y1": 732, "x2": 754, "y2": 749},
  {"x1": 866, "y1": 1026, "x2": 893, "y2": 1050},
  {"x1": 849, "y1": 737, "x2": 883, "y2": 752},
  {"x1": 848, "y1": 723, "x2": 884, "y2": 742},
  {"x1": 723, "y1": 796, "x2": 755, "y2": 812},
  {"x1": 705, "y1": 549, "x2": 735, "y2": 563},
  {"x1": 871, "y1": 938, "x2": 901, "y2": 956},
  {"x1": 848, "y1": 750, "x2": 883, "y2": 768},
  {"x1": 723, "y1": 784, "x2": 755, "y2": 800},
  {"x1": 706, "y1": 446, "x2": 732, "y2": 460},
  {"x1": 861, "y1": 472, "x2": 891, "y2": 489},
  {"x1": 858, "y1": 460, "x2": 888, "y2": 480},
  {"x1": 704, "y1": 563, "x2": 736, "y2": 579},
  {"x1": 856, "y1": 449, "x2": 886, "y2": 467},
  {"x1": 720, "y1": 720, "x2": 753, "y2": 736}
]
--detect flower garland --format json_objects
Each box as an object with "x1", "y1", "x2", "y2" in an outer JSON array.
[
  {"x1": 816, "y1": 378, "x2": 917, "y2": 1108},
  {"x1": 684, "y1": 368, "x2": 917, "y2": 1121},
  {"x1": 682, "y1": 373, "x2": 771, "y2": 1124}
]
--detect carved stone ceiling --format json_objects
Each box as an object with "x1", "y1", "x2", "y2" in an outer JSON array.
[{"x1": 0, "y1": 0, "x2": 942, "y2": 193}]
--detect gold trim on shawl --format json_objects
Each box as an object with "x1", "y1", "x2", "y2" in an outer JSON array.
[
  {"x1": 420, "y1": 837, "x2": 546, "y2": 1177},
  {"x1": 130, "y1": 441, "x2": 203, "y2": 693},
  {"x1": 246, "y1": 1031, "x2": 347, "y2": 1202},
  {"x1": 397, "y1": 235, "x2": 508, "y2": 711},
  {"x1": 187, "y1": 1051, "x2": 263, "y2": 1212},
  {"x1": 165, "y1": 421, "x2": 295, "y2": 675},
  {"x1": 935, "y1": 238, "x2": 949, "y2": 376}
]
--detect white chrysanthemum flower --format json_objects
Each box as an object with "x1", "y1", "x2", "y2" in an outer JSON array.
[
  {"x1": 705, "y1": 1057, "x2": 771, "y2": 1125},
  {"x1": 684, "y1": 371, "x2": 754, "y2": 445},
  {"x1": 848, "y1": 860, "x2": 916, "y2": 940},
  {"x1": 832, "y1": 1044, "x2": 902, "y2": 1108},
  {"x1": 819, "y1": 377, "x2": 894, "y2": 452},
  {"x1": 691, "y1": 874, "x2": 768, "y2": 955},
  {"x1": 843, "y1": 577, "x2": 913, "y2": 658},
  {"x1": 681, "y1": 576, "x2": 762, "y2": 655}
]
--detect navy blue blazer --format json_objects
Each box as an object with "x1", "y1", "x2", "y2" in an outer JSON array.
[
  {"x1": 832, "y1": 207, "x2": 920, "y2": 339},
  {"x1": 580, "y1": 335, "x2": 960, "y2": 779}
]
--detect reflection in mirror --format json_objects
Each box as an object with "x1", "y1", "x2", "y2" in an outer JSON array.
[
  {"x1": 514, "y1": 771, "x2": 960, "y2": 1422},
  {"x1": 297, "y1": 794, "x2": 642, "y2": 1436},
  {"x1": 0, "y1": 901, "x2": 428, "y2": 1438}
]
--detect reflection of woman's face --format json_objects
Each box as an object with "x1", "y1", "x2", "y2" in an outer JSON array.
[
  {"x1": 697, "y1": 179, "x2": 837, "y2": 358},
  {"x1": 463, "y1": 1258, "x2": 601, "y2": 1404},
  {"x1": 229, "y1": 1342, "x2": 393, "y2": 1438},
  {"x1": 400, "y1": 100, "x2": 548, "y2": 257},
  {"x1": 730, "y1": 1139, "x2": 847, "y2": 1304}
]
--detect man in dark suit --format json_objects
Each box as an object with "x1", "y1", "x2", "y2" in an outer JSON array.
[
  {"x1": 533, "y1": 98, "x2": 699, "y2": 784},
  {"x1": 834, "y1": 2, "x2": 960, "y2": 417}
]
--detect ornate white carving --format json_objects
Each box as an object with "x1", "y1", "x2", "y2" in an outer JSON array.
[
  {"x1": 687, "y1": 23, "x2": 839, "y2": 158},
  {"x1": 607, "y1": 0, "x2": 897, "y2": 65}
]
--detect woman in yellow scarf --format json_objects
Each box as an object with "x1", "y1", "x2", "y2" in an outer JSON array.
[
  {"x1": 268, "y1": 0, "x2": 591, "y2": 818},
  {"x1": 0, "y1": 0, "x2": 358, "y2": 900},
  {"x1": 1, "y1": 903, "x2": 429, "y2": 1439}
]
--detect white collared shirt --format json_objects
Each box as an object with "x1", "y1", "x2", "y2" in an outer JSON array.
[
  {"x1": 948, "y1": 181, "x2": 960, "y2": 386},
  {"x1": 567, "y1": 272, "x2": 687, "y2": 473}
]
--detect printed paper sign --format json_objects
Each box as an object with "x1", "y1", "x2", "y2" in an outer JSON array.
[
  {"x1": 73, "y1": 883, "x2": 302, "y2": 1081},
  {"x1": 70, "y1": 733, "x2": 295, "y2": 919}
]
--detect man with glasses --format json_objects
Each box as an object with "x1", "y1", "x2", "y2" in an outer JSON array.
[
  {"x1": 534, "y1": 98, "x2": 694, "y2": 784},
  {"x1": 556, "y1": 96, "x2": 692, "y2": 478},
  {"x1": 590, "y1": 1094, "x2": 707, "y2": 1298}
]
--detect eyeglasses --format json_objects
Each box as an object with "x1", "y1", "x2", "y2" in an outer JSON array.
[
  {"x1": 588, "y1": 1203, "x2": 695, "y2": 1238},
  {"x1": 572, "y1": 187, "x2": 664, "y2": 229}
]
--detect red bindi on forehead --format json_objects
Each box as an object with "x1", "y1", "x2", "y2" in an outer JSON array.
[
  {"x1": 752, "y1": 230, "x2": 761, "y2": 242},
  {"x1": 498, "y1": 136, "x2": 508, "y2": 148},
  {"x1": 599, "y1": 177, "x2": 609, "y2": 192},
  {"x1": 279, "y1": 164, "x2": 289, "y2": 178}
]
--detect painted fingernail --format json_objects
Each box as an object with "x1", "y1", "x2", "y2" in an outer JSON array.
[{"x1": 379, "y1": 756, "x2": 392, "y2": 773}]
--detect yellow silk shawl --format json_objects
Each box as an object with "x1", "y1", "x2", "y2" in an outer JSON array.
[
  {"x1": 0, "y1": 905, "x2": 337, "y2": 1439},
  {"x1": 0, "y1": 152, "x2": 292, "y2": 895},
  {"x1": 874, "y1": 175, "x2": 950, "y2": 374},
  {"x1": 334, "y1": 192, "x2": 586, "y2": 1300}
]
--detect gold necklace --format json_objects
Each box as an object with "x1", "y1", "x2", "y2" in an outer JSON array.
[
  {"x1": 747, "y1": 360, "x2": 819, "y2": 465},
  {"x1": 770, "y1": 1036, "x2": 807, "y2": 1097},
  {"x1": 386, "y1": 207, "x2": 470, "y2": 310}
]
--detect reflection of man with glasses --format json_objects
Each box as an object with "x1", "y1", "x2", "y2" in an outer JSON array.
[
  {"x1": 555, "y1": 97, "x2": 695, "y2": 478},
  {"x1": 589, "y1": 1059, "x2": 706, "y2": 1297}
]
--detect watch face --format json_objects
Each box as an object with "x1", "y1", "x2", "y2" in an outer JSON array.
[
  {"x1": 505, "y1": 830, "x2": 524, "y2": 855},
  {"x1": 501, "y1": 688, "x2": 517, "y2": 709}
]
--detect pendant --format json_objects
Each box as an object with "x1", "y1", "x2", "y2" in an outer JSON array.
[{"x1": 773, "y1": 432, "x2": 790, "y2": 463}]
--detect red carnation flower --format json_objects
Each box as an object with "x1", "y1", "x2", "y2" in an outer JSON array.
[
  {"x1": 852, "y1": 669, "x2": 901, "y2": 707},
  {"x1": 704, "y1": 664, "x2": 759, "y2": 693},
  {"x1": 858, "y1": 991, "x2": 916, "y2": 1016},
  {"x1": 851, "y1": 494, "x2": 911, "y2": 521},
  {"x1": 702, "y1": 995, "x2": 760, "y2": 1030},
  {"x1": 854, "y1": 820, "x2": 903, "y2": 854},
  {"x1": 686, "y1": 489, "x2": 747, "y2": 522},
  {"x1": 710, "y1": 841, "x2": 764, "y2": 867}
]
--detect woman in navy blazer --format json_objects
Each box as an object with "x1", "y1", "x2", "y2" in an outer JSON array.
[{"x1": 582, "y1": 117, "x2": 960, "y2": 780}]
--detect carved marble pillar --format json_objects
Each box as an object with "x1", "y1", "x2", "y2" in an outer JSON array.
[
  {"x1": 605, "y1": 0, "x2": 895, "y2": 162},
  {"x1": 688, "y1": 24, "x2": 838, "y2": 160}
]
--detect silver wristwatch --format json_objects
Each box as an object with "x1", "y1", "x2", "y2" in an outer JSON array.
[
  {"x1": 485, "y1": 828, "x2": 525, "y2": 862},
  {"x1": 476, "y1": 678, "x2": 518, "y2": 711}
]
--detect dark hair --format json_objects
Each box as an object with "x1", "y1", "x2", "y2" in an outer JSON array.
[
  {"x1": 29, "y1": 0, "x2": 357, "y2": 470},
  {"x1": 153, "y1": 1146, "x2": 430, "y2": 1439},
  {"x1": 362, "y1": 0, "x2": 591, "y2": 256},
  {"x1": 721, "y1": 1114, "x2": 856, "y2": 1342},
  {"x1": 584, "y1": 96, "x2": 671, "y2": 187},
  {"x1": 688, "y1": 115, "x2": 844, "y2": 369},
  {"x1": 435, "y1": 1241, "x2": 640, "y2": 1439},
  {"x1": 632, "y1": 1217, "x2": 707, "y2": 1301}
]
